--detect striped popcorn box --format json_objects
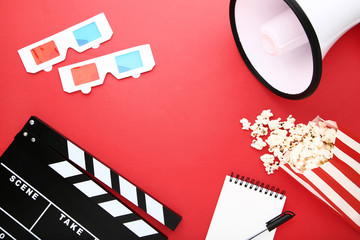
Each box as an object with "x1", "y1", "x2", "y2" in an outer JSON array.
[{"x1": 281, "y1": 125, "x2": 360, "y2": 231}]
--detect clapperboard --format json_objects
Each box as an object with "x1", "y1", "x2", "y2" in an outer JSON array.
[{"x1": 0, "y1": 116, "x2": 182, "y2": 239}]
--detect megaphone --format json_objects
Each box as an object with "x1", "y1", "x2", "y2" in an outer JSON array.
[{"x1": 229, "y1": 0, "x2": 360, "y2": 99}]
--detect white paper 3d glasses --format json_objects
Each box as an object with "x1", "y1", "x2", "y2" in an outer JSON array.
[
  {"x1": 59, "y1": 44, "x2": 155, "y2": 94},
  {"x1": 18, "y1": 13, "x2": 113, "y2": 73},
  {"x1": 18, "y1": 13, "x2": 155, "y2": 94}
]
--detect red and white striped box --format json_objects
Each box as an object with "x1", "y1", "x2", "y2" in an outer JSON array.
[{"x1": 281, "y1": 126, "x2": 360, "y2": 231}]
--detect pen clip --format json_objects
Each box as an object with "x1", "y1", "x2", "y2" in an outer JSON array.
[{"x1": 266, "y1": 211, "x2": 295, "y2": 231}]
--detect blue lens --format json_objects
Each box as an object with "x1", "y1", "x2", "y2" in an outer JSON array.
[
  {"x1": 73, "y1": 22, "x2": 102, "y2": 47},
  {"x1": 115, "y1": 50, "x2": 143, "y2": 73}
]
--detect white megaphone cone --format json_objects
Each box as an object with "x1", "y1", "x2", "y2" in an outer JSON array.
[{"x1": 229, "y1": 0, "x2": 360, "y2": 99}]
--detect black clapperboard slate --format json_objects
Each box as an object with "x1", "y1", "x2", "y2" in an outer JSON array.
[{"x1": 0, "y1": 116, "x2": 182, "y2": 240}]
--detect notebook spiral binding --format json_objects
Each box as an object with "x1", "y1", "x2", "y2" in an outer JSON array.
[{"x1": 230, "y1": 172, "x2": 286, "y2": 200}]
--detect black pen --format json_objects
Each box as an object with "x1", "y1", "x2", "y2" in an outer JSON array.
[{"x1": 247, "y1": 211, "x2": 295, "y2": 240}]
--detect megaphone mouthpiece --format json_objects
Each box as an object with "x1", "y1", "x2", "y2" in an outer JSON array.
[{"x1": 260, "y1": 9, "x2": 308, "y2": 56}]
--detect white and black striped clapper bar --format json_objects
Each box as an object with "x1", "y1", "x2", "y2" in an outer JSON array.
[{"x1": 20, "y1": 117, "x2": 182, "y2": 231}]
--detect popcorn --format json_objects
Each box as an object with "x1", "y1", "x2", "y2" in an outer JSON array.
[
  {"x1": 240, "y1": 110, "x2": 337, "y2": 174},
  {"x1": 266, "y1": 128, "x2": 287, "y2": 147},
  {"x1": 322, "y1": 128, "x2": 337, "y2": 144},
  {"x1": 260, "y1": 154, "x2": 280, "y2": 175},
  {"x1": 268, "y1": 118, "x2": 281, "y2": 130},
  {"x1": 251, "y1": 137, "x2": 267, "y2": 150},
  {"x1": 240, "y1": 118, "x2": 251, "y2": 130},
  {"x1": 283, "y1": 115, "x2": 295, "y2": 129},
  {"x1": 289, "y1": 123, "x2": 308, "y2": 141},
  {"x1": 260, "y1": 154, "x2": 275, "y2": 163},
  {"x1": 260, "y1": 109, "x2": 273, "y2": 119},
  {"x1": 250, "y1": 123, "x2": 268, "y2": 137}
]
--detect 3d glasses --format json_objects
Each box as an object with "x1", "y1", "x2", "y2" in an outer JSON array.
[
  {"x1": 18, "y1": 13, "x2": 113, "y2": 73},
  {"x1": 58, "y1": 44, "x2": 155, "y2": 94}
]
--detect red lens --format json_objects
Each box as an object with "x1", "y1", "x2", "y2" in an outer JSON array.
[
  {"x1": 31, "y1": 40, "x2": 60, "y2": 65},
  {"x1": 71, "y1": 63, "x2": 100, "y2": 86}
]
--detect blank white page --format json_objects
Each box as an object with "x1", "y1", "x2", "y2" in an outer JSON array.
[{"x1": 206, "y1": 175, "x2": 286, "y2": 240}]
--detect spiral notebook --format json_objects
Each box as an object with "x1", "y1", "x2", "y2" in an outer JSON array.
[{"x1": 206, "y1": 174, "x2": 287, "y2": 240}]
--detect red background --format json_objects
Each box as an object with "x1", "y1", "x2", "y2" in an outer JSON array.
[{"x1": 1, "y1": 0, "x2": 360, "y2": 239}]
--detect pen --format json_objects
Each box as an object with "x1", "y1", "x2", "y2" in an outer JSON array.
[{"x1": 247, "y1": 211, "x2": 295, "y2": 240}]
